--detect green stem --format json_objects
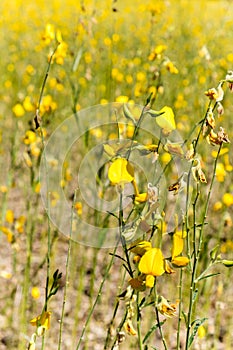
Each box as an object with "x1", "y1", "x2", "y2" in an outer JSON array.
[
  {"x1": 176, "y1": 268, "x2": 183, "y2": 349},
  {"x1": 58, "y1": 191, "x2": 77, "y2": 350},
  {"x1": 155, "y1": 306, "x2": 168, "y2": 350},
  {"x1": 153, "y1": 281, "x2": 168, "y2": 350},
  {"x1": 75, "y1": 240, "x2": 120, "y2": 349},
  {"x1": 185, "y1": 143, "x2": 222, "y2": 349},
  {"x1": 136, "y1": 291, "x2": 143, "y2": 350}
]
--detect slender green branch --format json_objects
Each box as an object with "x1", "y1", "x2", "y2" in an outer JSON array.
[{"x1": 58, "y1": 190, "x2": 77, "y2": 349}]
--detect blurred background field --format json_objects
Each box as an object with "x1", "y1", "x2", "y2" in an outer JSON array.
[{"x1": 1, "y1": 0, "x2": 233, "y2": 349}]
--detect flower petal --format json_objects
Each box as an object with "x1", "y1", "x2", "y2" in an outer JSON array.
[
  {"x1": 139, "y1": 248, "x2": 165, "y2": 276},
  {"x1": 172, "y1": 256, "x2": 189, "y2": 267},
  {"x1": 108, "y1": 158, "x2": 134, "y2": 185}
]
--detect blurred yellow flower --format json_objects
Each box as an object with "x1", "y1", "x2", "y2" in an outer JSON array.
[
  {"x1": 75, "y1": 202, "x2": 82, "y2": 216},
  {"x1": 6, "y1": 209, "x2": 14, "y2": 224},
  {"x1": 12, "y1": 103, "x2": 25, "y2": 117},
  {"x1": 0, "y1": 271, "x2": 12, "y2": 279},
  {"x1": 24, "y1": 130, "x2": 37, "y2": 145},
  {"x1": 222, "y1": 193, "x2": 233, "y2": 207},
  {"x1": 42, "y1": 23, "x2": 55, "y2": 45},
  {"x1": 165, "y1": 61, "x2": 179, "y2": 74},
  {"x1": 23, "y1": 96, "x2": 34, "y2": 112},
  {"x1": 213, "y1": 201, "x2": 222, "y2": 211},
  {"x1": 216, "y1": 163, "x2": 226, "y2": 182},
  {"x1": 31, "y1": 287, "x2": 40, "y2": 299},
  {"x1": 1, "y1": 226, "x2": 14, "y2": 243},
  {"x1": 15, "y1": 216, "x2": 26, "y2": 234},
  {"x1": 115, "y1": 95, "x2": 129, "y2": 103},
  {"x1": 198, "y1": 325, "x2": 206, "y2": 338}
]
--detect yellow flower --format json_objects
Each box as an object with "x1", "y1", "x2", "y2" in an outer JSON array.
[
  {"x1": 30, "y1": 311, "x2": 51, "y2": 335},
  {"x1": 213, "y1": 201, "x2": 222, "y2": 211},
  {"x1": 171, "y1": 230, "x2": 189, "y2": 267},
  {"x1": 108, "y1": 158, "x2": 134, "y2": 185},
  {"x1": 171, "y1": 231, "x2": 187, "y2": 260},
  {"x1": 149, "y1": 106, "x2": 176, "y2": 136},
  {"x1": 157, "y1": 296, "x2": 179, "y2": 317},
  {"x1": 12, "y1": 103, "x2": 25, "y2": 117},
  {"x1": 171, "y1": 256, "x2": 189, "y2": 267},
  {"x1": 31, "y1": 287, "x2": 40, "y2": 299},
  {"x1": 198, "y1": 325, "x2": 206, "y2": 339},
  {"x1": 1, "y1": 226, "x2": 14, "y2": 243},
  {"x1": 138, "y1": 248, "x2": 165, "y2": 287},
  {"x1": 130, "y1": 240, "x2": 152, "y2": 256},
  {"x1": 145, "y1": 274, "x2": 155, "y2": 288},
  {"x1": 115, "y1": 95, "x2": 129, "y2": 103},
  {"x1": 6, "y1": 209, "x2": 14, "y2": 224},
  {"x1": 134, "y1": 192, "x2": 148, "y2": 203},
  {"x1": 222, "y1": 193, "x2": 233, "y2": 207},
  {"x1": 42, "y1": 23, "x2": 55, "y2": 45},
  {"x1": 165, "y1": 61, "x2": 179, "y2": 74},
  {"x1": 216, "y1": 163, "x2": 226, "y2": 182},
  {"x1": 205, "y1": 88, "x2": 218, "y2": 100},
  {"x1": 124, "y1": 319, "x2": 137, "y2": 335},
  {"x1": 24, "y1": 130, "x2": 37, "y2": 145},
  {"x1": 15, "y1": 216, "x2": 26, "y2": 234},
  {"x1": 75, "y1": 202, "x2": 82, "y2": 215}
]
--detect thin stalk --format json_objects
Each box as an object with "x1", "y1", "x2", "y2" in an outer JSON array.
[
  {"x1": 176, "y1": 268, "x2": 183, "y2": 349},
  {"x1": 75, "y1": 239, "x2": 120, "y2": 350},
  {"x1": 185, "y1": 184, "x2": 200, "y2": 350},
  {"x1": 34, "y1": 46, "x2": 59, "y2": 350},
  {"x1": 155, "y1": 307, "x2": 168, "y2": 350},
  {"x1": 58, "y1": 191, "x2": 77, "y2": 350},
  {"x1": 119, "y1": 192, "x2": 133, "y2": 277},
  {"x1": 185, "y1": 143, "x2": 222, "y2": 349},
  {"x1": 136, "y1": 291, "x2": 143, "y2": 350},
  {"x1": 126, "y1": 98, "x2": 151, "y2": 161},
  {"x1": 104, "y1": 264, "x2": 128, "y2": 349},
  {"x1": 110, "y1": 308, "x2": 129, "y2": 350},
  {"x1": 153, "y1": 280, "x2": 168, "y2": 350},
  {"x1": 104, "y1": 299, "x2": 120, "y2": 349}
]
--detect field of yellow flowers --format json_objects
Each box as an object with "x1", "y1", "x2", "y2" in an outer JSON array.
[{"x1": 1, "y1": 1, "x2": 233, "y2": 349}]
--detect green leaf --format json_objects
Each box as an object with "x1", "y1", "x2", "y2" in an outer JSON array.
[
  {"x1": 72, "y1": 48, "x2": 83, "y2": 72},
  {"x1": 222, "y1": 259, "x2": 233, "y2": 267},
  {"x1": 147, "y1": 109, "x2": 165, "y2": 118},
  {"x1": 210, "y1": 244, "x2": 219, "y2": 261},
  {"x1": 103, "y1": 144, "x2": 116, "y2": 157},
  {"x1": 123, "y1": 103, "x2": 136, "y2": 125},
  {"x1": 139, "y1": 297, "x2": 146, "y2": 308},
  {"x1": 143, "y1": 320, "x2": 166, "y2": 344},
  {"x1": 145, "y1": 92, "x2": 153, "y2": 106},
  {"x1": 188, "y1": 318, "x2": 208, "y2": 348},
  {"x1": 182, "y1": 311, "x2": 188, "y2": 326},
  {"x1": 196, "y1": 272, "x2": 220, "y2": 282}
]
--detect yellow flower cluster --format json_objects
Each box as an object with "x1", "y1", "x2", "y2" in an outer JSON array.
[{"x1": 129, "y1": 234, "x2": 189, "y2": 289}]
